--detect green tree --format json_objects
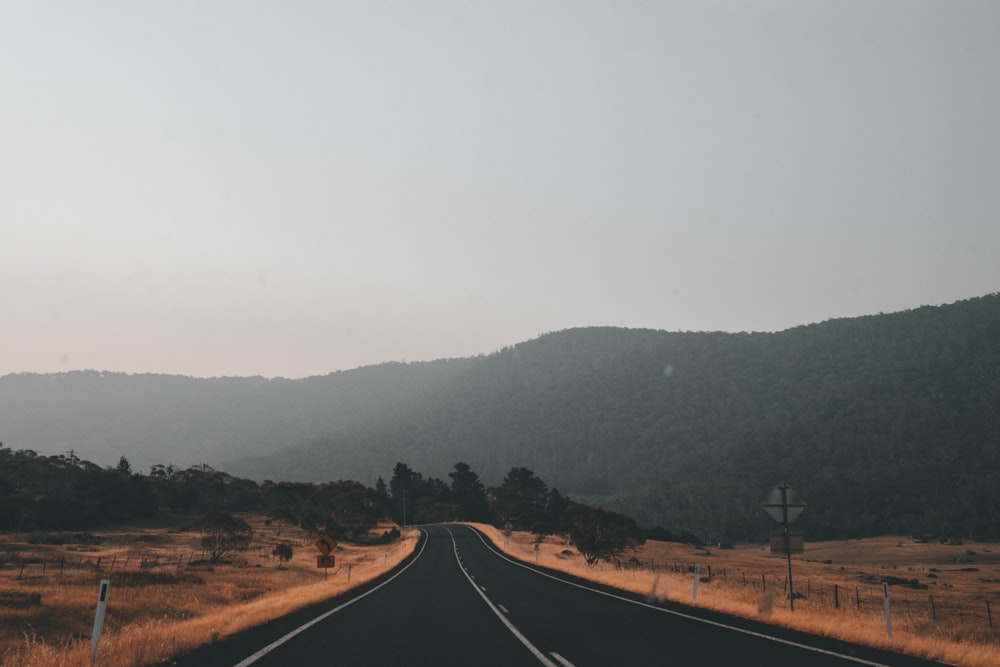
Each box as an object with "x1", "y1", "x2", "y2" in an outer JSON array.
[
  {"x1": 272, "y1": 542, "x2": 294, "y2": 569},
  {"x1": 302, "y1": 481, "x2": 380, "y2": 540},
  {"x1": 389, "y1": 462, "x2": 419, "y2": 525},
  {"x1": 116, "y1": 456, "x2": 133, "y2": 476},
  {"x1": 374, "y1": 476, "x2": 391, "y2": 516},
  {"x1": 564, "y1": 504, "x2": 645, "y2": 566},
  {"x1": 449, "y1": 462, "x2": 492, "y2": 523},
  {"x1": 542, "y1": 487, "x2": 570, "y2": 534},
  {"x1": 261, "y1": 480, "x2": 316, "y2": 525},
  {"x1": 489, "y1": 467, "x2": 549, "y2": 531}
]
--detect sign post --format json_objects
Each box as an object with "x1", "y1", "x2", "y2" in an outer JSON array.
[
  {"x1": 91, "y1": 579, "x2": 110, "y2": 658},
  {"x1": 762, "y1": 482, "x2": 806, "y2": 612},
  {"x1": 315, "y1": 534, "x2": 337, "y2": 579}
]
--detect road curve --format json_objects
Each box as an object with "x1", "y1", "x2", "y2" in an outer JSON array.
[{"x1": 162, "y1": 525, "x2": 946, "y2": 667}]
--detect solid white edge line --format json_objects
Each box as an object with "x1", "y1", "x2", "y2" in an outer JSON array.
[
  {"x1": 462, "y1": 525, "x2": 894, "y2": 667},
  {"x1": 445, "y1": 527, "x2": 558, "y2": 667},
  {"x1": 232, "y1": 530, "x2": 429, "y2": 667},
  {"x1": 549, "y1": 651, "x2": 577, "y2": 667}
]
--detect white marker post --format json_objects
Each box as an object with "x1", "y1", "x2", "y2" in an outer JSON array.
[
  {"x1": 882, "y1": 582, "x2": 893, "y2": 639},
  {"x1": 692, "y1": 564, "x2": 700, "y2": 601},
  {"x1": 92, "y1": 579, "x2": 110, "y2": 658}
]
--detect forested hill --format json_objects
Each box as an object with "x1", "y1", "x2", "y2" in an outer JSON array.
[
  {"x1": 3, "y1": 293, "x2": 999, "y2": 542},
  {"x1": 226, "y1": 294, "x2": 1000, "y2": 542}
]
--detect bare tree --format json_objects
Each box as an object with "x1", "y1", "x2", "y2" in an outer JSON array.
[{"x1": 193, "y1": 511, "x2": 253, "y2": 564}]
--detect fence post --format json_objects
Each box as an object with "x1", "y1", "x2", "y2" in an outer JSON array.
[
  {"x1": 882, "y1": 582, "x2": 893, "y2": 639},
  {"x1": 835, "y1": 584, "x2": 839, "y2": 609},
  {"x1": 987, "y1": 600, "x2": 993, "y2": 629},
  {"x1": 692, "y1": 564, "x2": 700, "y2": 601},
  {"x1": 762, "y1": 574, "x2": 766, "y2": 592},
  {"x1": 929, "y1": 595, "x2": 936, "y2": 621}
]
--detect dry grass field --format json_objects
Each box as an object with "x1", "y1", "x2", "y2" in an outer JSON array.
[
  {"x1": 0, "y1": 514, "x2": 418, "y2": 666},
  {"x1": 472, "y1": 524, "x2": 1000, "y2": 667},
  {"x1": 4, "y1": 517, "x2": 997, "y2": 667}
]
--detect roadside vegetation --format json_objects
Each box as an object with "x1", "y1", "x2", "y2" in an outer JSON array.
[
  {"x1": 476, "y1": 524, "x2": 1000, "y2": 667},
  {"x1": 3, "y1": 449, "x2": 997, "y2": 666},
  {"x1": 0, "y1": 514, "x2": 418, "y2": 666}
]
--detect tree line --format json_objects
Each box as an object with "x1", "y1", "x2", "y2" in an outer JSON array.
[
  {"x1": 0, "y1": 446, "x2": 646, "y2": 566},
  {"x1": 382, "y1": 461, "x2": 646, "y2": 565},
  {"x1": 0, "y1": 448, "x2": 157, "y2": 530}
]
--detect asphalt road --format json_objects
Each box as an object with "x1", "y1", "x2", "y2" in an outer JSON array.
[{"x1": 164, "y1": 525, "x2": 946, "y2": 667}]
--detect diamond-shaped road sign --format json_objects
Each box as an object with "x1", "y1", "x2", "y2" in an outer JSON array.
[
  {"x1": 315, "y1": 534, "x2": 338, "y2": 556},
  {"x1": 762, "y1": 482, "x2": 806, "y2": 525}
]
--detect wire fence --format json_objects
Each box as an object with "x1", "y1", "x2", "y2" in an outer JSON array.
[
  {"x1": 611, "y1": 557, "x2": 998, "y2": 632},
  {"x1": 0, "y1": 539, "x2": 316, "y2": 580}
]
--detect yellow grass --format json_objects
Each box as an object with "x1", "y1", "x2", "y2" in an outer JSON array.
[
  {"x1": 0, "y1": 516, "x2": 418, "y2": 667},
  {"x1": 469, "y1": 524, "x2": 1000, "y2": 667}
]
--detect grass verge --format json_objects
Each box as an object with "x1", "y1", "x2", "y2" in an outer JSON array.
[
  {"x1": 469, "y1": 524, "x2": 1000, "y2": 667},
  {"x1": 0, "y1": 516, "x2": 418, "y2": 666}
]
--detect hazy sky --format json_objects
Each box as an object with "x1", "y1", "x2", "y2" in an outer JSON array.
[{"x1": 3, "y1": 1, "x2": 998, "y2": 379}]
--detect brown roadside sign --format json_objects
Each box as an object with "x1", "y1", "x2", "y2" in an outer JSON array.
[
  {"x1": 315, "y1": 534, "x2": 338, "y2": 555},
  {"x1": 769, "y1": 529, "x2": 805, "y2": 555},
  {"x1": 317, "y1": 555, "x2": 336, "y2": 569}
]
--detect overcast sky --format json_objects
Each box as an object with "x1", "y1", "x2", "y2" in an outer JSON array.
[{"x1": 2, "y1": 1, "x2": 998, "y2": 379}]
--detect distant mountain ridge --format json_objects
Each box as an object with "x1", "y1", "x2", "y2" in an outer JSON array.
[
  {"x1": 0, "y1": 360, "x2": 475, "y2": 473},
  {"x1": 3, "y1": 293, "x2": 999, "y2": 541}
]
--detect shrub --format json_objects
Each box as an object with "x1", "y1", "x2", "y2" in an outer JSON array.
[{"x1": 193, "y1": 511, "x2": 253, "y2": 564}]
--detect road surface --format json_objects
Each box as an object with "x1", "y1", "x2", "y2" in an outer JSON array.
[{"x1": 163, "y1": 525, "x2": 945, "y2": 666}]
